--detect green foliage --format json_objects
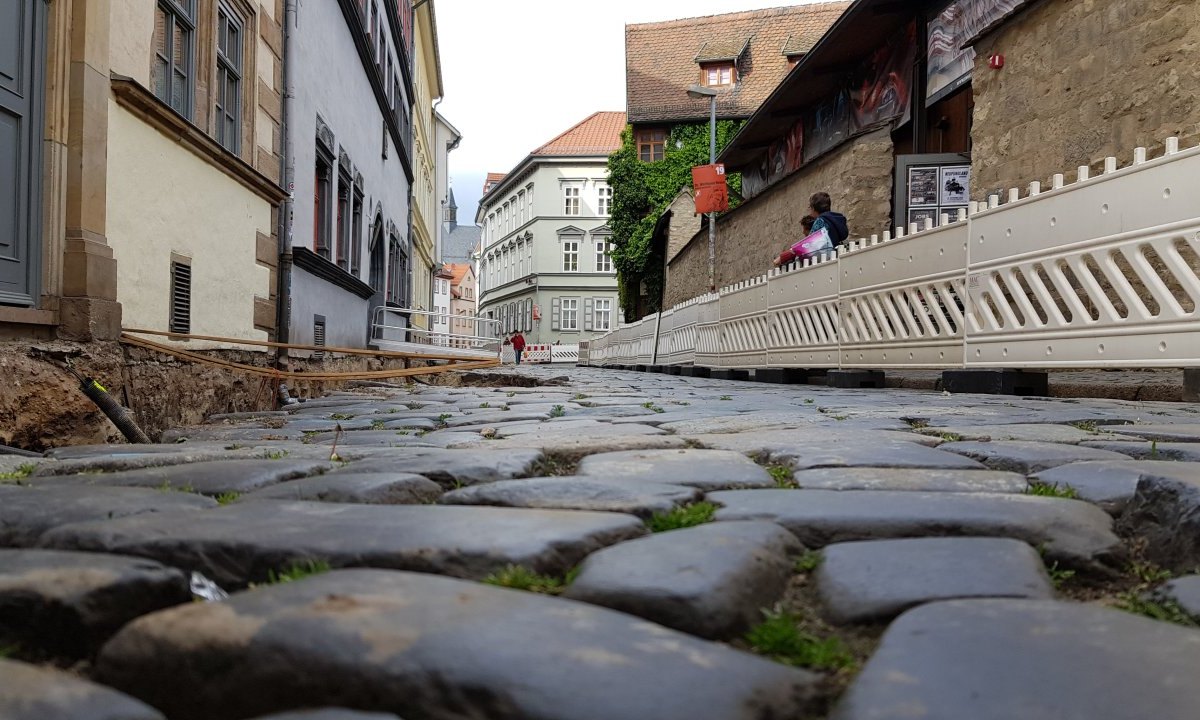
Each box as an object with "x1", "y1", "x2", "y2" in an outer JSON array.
[
  {"x1": 607, "y1": 122, "x2": 744, "y2": 318},
  {"x1": 647, "y1": 502, "x2": 716, "y2": 532},
  {"x1": 1071, "y1": 420, "x2": 1099, "y2": 433},
  {"x1": 549, "y1": 405, "x2": 566, "y2": 418},
  {"x1": 794, "y1": 551, "x2": 822, "y2": 573},
  {"x1": 905, "y1": 418, "x2": 929, "y2": 429},
  {"x1": 479, "y1": 402, "x2": 491, "y2": 409},
  {"x1": 719, "y1": 395, "x2": 733, "y2": 401},
  {"x1": 264, "y1": 449, "x2": 289, "y2": 460},
  {"x1": 330, "y1": 413, "x2": 354, "y2": 420},
  {"x1": 0, "y1": 463, "x2": 36, "y2": 482},
  {"x1": 1116, "y1": 593, "x2": 1197, "y2": 627},
  {"x1": 1046, "y1": 561, "x2": 1076, "y2": 589},
  {"x1": 371, "y1": 420, "x2": 386, "y2": 430},
  {"x1": 266, "y1": 559, "x2": 332, "y2": 585},
  {"x1": 1129, "y1": 561, "x2": 1172, "y2": 585},
  {"x1": 745, "y1": 610, "x2": 854, "y2": 670},
  {"x1": 215, "y1": 491, "x2": 241, "y2": 506},
  {"x1": 1025, "y1": 481, "x2": 1079, "y2": 499},
  {"x1": 483, "y1": 565, "x2": 570, "y2": 595},
  {"x1": 767, "y1": 465, "x2": 797, "y2": 489}
]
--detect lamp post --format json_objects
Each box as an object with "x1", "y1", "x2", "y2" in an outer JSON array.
[{"x1": 687, "y1": 84, "x2": 718, "y2": 292}]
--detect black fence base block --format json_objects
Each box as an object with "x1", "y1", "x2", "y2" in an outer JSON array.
[
  {"x1": 941, "y1": 369, "x2": 1049, "y2": 396},
  {"x1": 633, "y1": 364, "x2": 650, "y2": 373},
  {"x1": 1185, "y1": 369, "x2": 1200, "y2": 403},
  {"x1": 827, "y1": 369, "x2": 886, "y2": 389},
  {"x1": 753, "y1": 368, "x2": 811, "y2": 384},
  {"x1": 680, "y1": 366, "x2": 710, "y2": 378},
  {"x1": 667, "y1": 365, "x2": 683, "y2": 375},
  {"x1": 709, "y1": 368, "x2": 751, "y2": 381},
  {"x1": 648, "y1": 365, "x2": 666, "y2": 373}
]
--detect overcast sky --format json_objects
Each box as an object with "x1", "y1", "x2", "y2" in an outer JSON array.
[{"x1": 435, "y1": 0, "x2": 829, "y2": 225}]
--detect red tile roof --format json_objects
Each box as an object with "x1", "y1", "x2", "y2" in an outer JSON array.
[
  {"x1": 446, "y1": 263, "x2": 473, "y2": 285},
  {"x1": 482, "y1": 173, "x2": 507, "y2": 195},
  {"x1": 531, "y1": 111, "x2": 627, "y2": 157},
  {"x1": 625, "y1": 3, "x2": 850, "y2": 124}
]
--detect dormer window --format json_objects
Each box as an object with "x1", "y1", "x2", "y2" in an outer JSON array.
[{"x1": 702, "y1": 62, "x2": 735, "y2": 87}]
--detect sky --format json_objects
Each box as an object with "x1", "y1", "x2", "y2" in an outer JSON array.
[{"x1": 435, "y1": 0, "x2": 831, "y2": 225}]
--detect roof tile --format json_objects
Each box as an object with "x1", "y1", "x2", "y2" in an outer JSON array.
[
  {"x1": 530, "y1": 111, "x2": 627, "y2": 157},
  {"x1": 626, "y1": 2, "x2": 850, "y2": 124}
]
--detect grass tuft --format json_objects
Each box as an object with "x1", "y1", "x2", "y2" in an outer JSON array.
[
  {"x1": 1071, "y1": 420, "x2": 1100, "y2": 433},
  {"x1": 549, "y1": 405, "x2": 566, "y2": 418},
  {"x1": 483, "y1": 565, "x2": 570, "y2": 595},
  {"x1": 330, "y1": 413, "x2": 354, "y2": 420},
  {"x1": 794, "y1": 551, "x2": 822, "y2": 573},
  {"x1": 0, "y1": 463, "x2": 37, "y2": 482},
  {"x1": 1115, "y1": 593, "x2": 1197, "y2": 627},
  {"x1": 1046, "y1": 561, "x2": 1076, "y2": 589},
  {"x1": 264, "y1": 449, "x2": 289, "y2": 460},
  {"x1": 266, "y1": 559, "x2": 332, "y2": 585},
  {"x1": 767, "y1": 465, "x2": 798, "y2": 489},
  {"x1": 1025, "y1": 481, "x2": 1079, "y2": 499},
  {"x1": 719, "y1": 395, "x2": 733, "y2": 401},
  {"x1": 905, "y1": 418, "x2": 929, "y2": 429},
  {"x1": 745, "y1": 609, "x2": 855, "y2": 670},
  {"x1": 647, "y1": 502, "x2": 716, "y2": 532},
  {"x1": 215, "y1": 491, "x2": 241, "y2": 506}
]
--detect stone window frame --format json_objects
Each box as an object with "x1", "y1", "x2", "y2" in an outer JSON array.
[
  {"x1": 562, "y1": 184, "x2": 582, "y2": 216},
  {"x1": 213, "y1": 1, "x2": 244, "y2": 154},
  {"x1": 150, "y1": 0, "x2": 259, "y2": 164},
  {"x1": 154, "y1": 0, "x2": 197, "y2": 118}
]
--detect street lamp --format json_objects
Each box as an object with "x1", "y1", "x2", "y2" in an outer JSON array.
[{"x1": 687, "y1": 84, "x2": 718, "y2": 292}]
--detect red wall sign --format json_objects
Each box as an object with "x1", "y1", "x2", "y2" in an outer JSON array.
[{"x1": 692, "y1": 164, "x2": 730, "y2": 214}]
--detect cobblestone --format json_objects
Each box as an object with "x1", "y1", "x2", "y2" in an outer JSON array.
[{"x1": 8, "y1": 365, "x2": 1200, "y2": 717}]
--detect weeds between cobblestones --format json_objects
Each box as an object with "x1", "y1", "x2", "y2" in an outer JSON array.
[
  {"x1": 483, "y1": 565, "x2": 580, "y2": 595},
  {"x1": 646, "y1": 502, "x2": 716, "y2": 532}
]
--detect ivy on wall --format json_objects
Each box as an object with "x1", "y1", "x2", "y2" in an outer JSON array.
[{"x1": 607, "y1": 121, "x2": 744, "y2": 320}]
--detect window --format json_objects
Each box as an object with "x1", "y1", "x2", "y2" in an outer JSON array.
[
  {"x1": 595, "y1": 239, "x2": 612, "y2": 273},
  {"x1": 563, "y1": 239, "x2": 579, "y2": 272},
  {"x1": 153, "y1": 0, "x2": 196, "y2": 118},
  {"x1": 597, "y1": 184, "x2": 612, "y2": 215},
  {"x1": 214, "y1": 4, "x2": 243, "y2": 152},
  {"x1": 314, "y1": 146, "x2": 333, "y2": 258},
  {"x1": 336, "y1": 164, "x2": 352, "y2": 270},
  {"x1": 561, "y1": 298, "x2": 578, "y2": 331},
  {"x1": 636, "y1": 129, "x2": 666, "y2": 162},
  {"x1": 703, "y1": 62, "x2": 734, "y2": 87},
  {"x1": 563, "y1": 185, "x2": 580, "y2": 215},
  {"x1": 169, "y1": 260, "x2": 192, "y2": 334},
  {"x1": 351, "y1": 184, "x2": 364, "y2": 276},
  {"x1": 594, "y1": 298, "x2": 612, "y2": 331},
  {"x1": 386, "y1": 235, "x2": 407, "y2": 305}
]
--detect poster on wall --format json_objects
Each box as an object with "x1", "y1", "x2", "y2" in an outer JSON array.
[
  {"x1": 804, "y1": 89, "x2": 852, "y2": 163},
  {"x1": 959, "y1": 0, "x2": 1027, "y2": 41},
  {"x1": 927, "y1": 2, "x2": 975, "y2": 102},
  {"x1": 743, "y1": 119, "x2": 804, "y2": 198},
  {"x1": 908, "y1": 167, "x2": 939, "y2": 207},
  {"x1": 908, "y1": 208, "x2": 941, "y2": 228},
  {"x1": 940, "y1": 166, "x2": 970, "y2": 205}
]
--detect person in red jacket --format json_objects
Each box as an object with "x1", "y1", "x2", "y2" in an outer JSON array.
[{"x1": 511, "y1": 331, "x2": 527, "y2": 365}]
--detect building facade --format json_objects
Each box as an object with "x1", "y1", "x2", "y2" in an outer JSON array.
[
  {"x1": 659, "y1": 0, "x2": 1200, "y2": 306},
  {"x1": 447, "y1": 263, "x2": 477, "y2": 346},
  {"x1": 477, "y1": 113, "x2": 624, "y2": 345},
  {"x1": 1, "y1": 0, "x2": 287, "y2": 345},
  {"x1": 282, "y1": 0, "x2": 415, "y2": 352},
  {"x1": 431, "y1": 264, "x2": 452, "y2": 343},
  {"x1": 406, "y1": 0, "x2": 445, "y2": 333}
]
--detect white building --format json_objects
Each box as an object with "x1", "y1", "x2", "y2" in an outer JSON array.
[
  {"x1": 477, "y1": 112, "x2": 624, "y2": 345},
  {"x1": 282, "y1": 0, "x2": 416, "y2": 351},
  {"x1": 432, "y1": 265, "x2": 453, "y2": 344}
]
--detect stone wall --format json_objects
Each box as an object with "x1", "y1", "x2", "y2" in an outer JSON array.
[
  {"x1": 664, "y1": 128, "x2": 895, "y2": 307},
  {"x1": 972, "y1": 0, "x2": 1200, "y2": 197},
  {"x1": 0, "y1": 340, "x2": 420, "y2": 451}
]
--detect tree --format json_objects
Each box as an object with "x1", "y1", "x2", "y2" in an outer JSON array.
[{"x1": 607, "y1": 121, "x2": 744, "y2": 321}]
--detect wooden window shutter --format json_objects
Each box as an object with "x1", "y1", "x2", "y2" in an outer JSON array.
[
  {"x1": 584, "y1": 297, "x2": 594, "y2": 332},
  {"x1": 169, "y1": 261, "x2": 192, "y2": 335},
  {"x1": 551, "y1": 297, "x2": 561, "y2": 331}
]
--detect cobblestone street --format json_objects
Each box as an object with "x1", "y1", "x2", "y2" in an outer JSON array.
[{"x1": 6, "y1": 366, "x2": 1200, "y2": 719}]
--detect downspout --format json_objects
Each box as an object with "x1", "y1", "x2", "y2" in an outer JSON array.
[{"x1": 276, "y1": 0, "x2": 298, "y2": 353}]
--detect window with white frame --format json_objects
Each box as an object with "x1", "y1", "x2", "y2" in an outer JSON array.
[
  {"x1": 595, "y1": 238, "x2": 612, "y2": 272},
  {"x1": 563, "y1": 185, "x2": 580, "y2": 215},
  {"x1": 561, "y1": 297, "x2": 579, "y2": 331},
  {"x1": 597, "y1": 184, "x2": 612, "y2": 215},
  {"x1": 594, "y1": 298, "x2": 612, "y2": 331},
  {"x1": 518, "y1": 191, "x2": 526, "y2": 224},
  {"x1": 562, "y1": 238, "x2": 579, "y2": 272}
]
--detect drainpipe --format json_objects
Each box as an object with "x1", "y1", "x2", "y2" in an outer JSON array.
[{"x1": 276, "y1": 0, "x2": 298, "y2": 354}]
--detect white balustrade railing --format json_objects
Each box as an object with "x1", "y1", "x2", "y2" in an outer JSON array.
[{"x1": 581, "y1": 136, "x2": 1200, "y2": 372}]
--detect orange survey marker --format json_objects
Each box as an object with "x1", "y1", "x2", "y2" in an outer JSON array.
[{"x1": 692, "y1": 164, "x2": 729, "y2": 214}]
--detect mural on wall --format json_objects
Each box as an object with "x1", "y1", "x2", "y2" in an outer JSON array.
[
  {"x1": 928, "y1": 0, "x2": 1027, "y2": 102},
  {"x1": 803, "y1": 89, "x2": 852, "y2": 163},
  {"x1": 850, "y1": 20, "x2": 916, "y2": 130},
  {"x1": 742, "y1": 120, "x2": 803, "y2": 198}
]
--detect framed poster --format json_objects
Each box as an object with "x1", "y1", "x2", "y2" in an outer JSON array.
[
  {"x1": 908, "y1": 167, "x2": 939, "y2": 207},
  {"x1": 908, "y1": 207, "x2": 940, "y2": 229},
  {"x1": 940, "y1": 166, "x2": 970, "y2": 205}
]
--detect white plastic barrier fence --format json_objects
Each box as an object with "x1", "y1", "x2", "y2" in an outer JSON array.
[
  {"x1": 587, "y1": 136, "x2": 1200, "y2": 372},
  {"x1": 551, "y1": 344, "x2": 580, "y2": 363}
]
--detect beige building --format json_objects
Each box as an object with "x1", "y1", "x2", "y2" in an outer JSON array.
[
  {"x1": 1, "y1": 0, "x2": 286, "y2": 344},
  {"x1": 409, "y1": 0, "x2": 445, "y2": 331}
]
